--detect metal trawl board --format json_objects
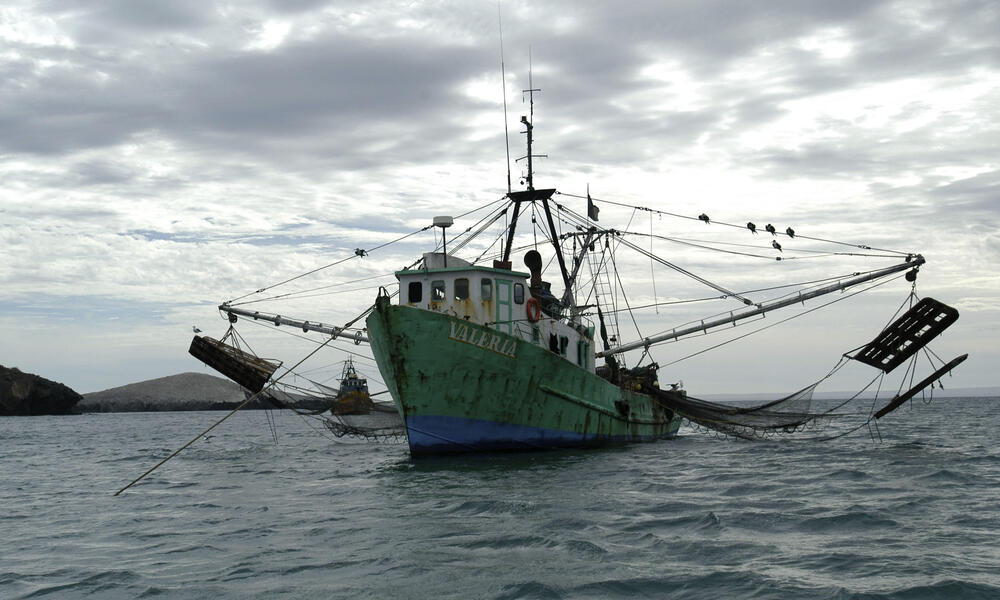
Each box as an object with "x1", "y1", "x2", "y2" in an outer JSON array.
[{"x1": 855, "y1": 297, "x2": 959, "y2": 373}]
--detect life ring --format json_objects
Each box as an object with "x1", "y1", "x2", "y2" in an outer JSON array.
[{"x1": 526, "y1": 297, "x2": 542, "y2": 322}]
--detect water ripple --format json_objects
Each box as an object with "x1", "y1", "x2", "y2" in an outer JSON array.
[{"x1": 1, "y1": 400, "x2": 998, "y2": 599}]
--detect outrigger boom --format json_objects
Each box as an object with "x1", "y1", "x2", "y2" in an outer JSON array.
[
  {"x1": 219, "y1": 304, "x2": 370, "y2": 344},
  {"x1": 597, "y1": 255, "x2": 924, "y2": 357}
]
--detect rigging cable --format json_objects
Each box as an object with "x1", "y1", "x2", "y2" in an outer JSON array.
[
  {"x1": 557, "y1": 190, "x2": 914, "y2": 256},
  {"x1": 650, "y1": 211, "x2": 659, "y2": 314},
  {"x1": 114, "y1": 334, "x2": 338, "y2": 495},
  {"x1": 608, "y1": 248, "x2": 644, "y2": 366},
  {"x1": 618, "y1": 230, "x2": 902, "y2": 261},
  {"x1": 450, "y1": 200, "x2": 512, "y2": 255},
  {"x1": 228, "y1": 196, "x2": 508, "y2": 305},
  {"x1": 556, "y1": 201, "x2": 755, "y2": 305},
  {"x1": 658, "y1": 273, "x2": 906, "y2": 368},
  {"x1": 227, "y1": 225, "x2": 433, "y2": 304},
  {"x1": 234, "y1": 278, "x2": 399, "y2": 306},
  {"x1": 498, "y1": 2, "x2": 511, "y2": 194},
  {"x1": 645, "y1": 264, "x2": 919, "y2": 343}
]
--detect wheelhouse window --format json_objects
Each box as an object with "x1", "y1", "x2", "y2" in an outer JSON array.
[
  {"x1": 431, "y1": 280, "x2": 446, "y2": 302},
  {"x1": 455, "y1": 278, "x2": 469, "y2": 300},
  {"x1": 408, "y1": 281, "x2": 422, "y2": 303},
  {"x1": 480, "y1": 278, "x2": 492, "y2": 300},
  {"x1": 514, "y1": 283, "x2": 525, "y2": 304}
]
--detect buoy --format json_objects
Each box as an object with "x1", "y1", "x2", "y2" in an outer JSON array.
[{"x1": 526, "y1": 297, "x2": 542, "y2": 322}]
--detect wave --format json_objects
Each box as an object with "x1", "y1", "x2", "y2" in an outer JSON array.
[{"x1": 795, "y1": 510, "x2": 900, "y2": 533}]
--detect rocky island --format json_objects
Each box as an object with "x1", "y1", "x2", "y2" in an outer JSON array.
[{"x1": 0, "y1": 365, "x2": 83, "y2": 416}]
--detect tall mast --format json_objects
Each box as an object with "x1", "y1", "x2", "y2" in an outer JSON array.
[
  {"x1": 504, "y1": 75, "x2": 572, "y2": 299},
  {"x1": 523, "y1": 57, "x2": 539, "y2": 191},
  {"x1": 501, "y1": 67, "x2": 542, "y2": 263}
]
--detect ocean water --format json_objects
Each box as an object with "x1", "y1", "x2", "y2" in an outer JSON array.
[{"x1": 1, "y1": 398, "x2": 998, "y2": 599}]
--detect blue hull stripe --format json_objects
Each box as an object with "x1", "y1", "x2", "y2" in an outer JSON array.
[{"x1": 405, "y1": 414, "x2": 677, "y2": 455}]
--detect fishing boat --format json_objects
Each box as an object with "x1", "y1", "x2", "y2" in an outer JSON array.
[
  {"x1": 195, "y1": 90, "x2": 966, "y2": 456},
  {"x1": 331, "y1": 358, "x2": 373, "y2": 415},
  {"x1": 363, "y1": 246, "x2": 683, "y2": 453}
]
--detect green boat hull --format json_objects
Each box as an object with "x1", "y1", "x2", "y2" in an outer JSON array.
[{"x1": 366, "y1": 297, "x2": 682, "y2": 455}]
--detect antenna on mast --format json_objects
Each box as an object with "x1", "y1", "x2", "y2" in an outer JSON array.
[
  {"x1": 527, "y1": 47, "x2": 537, "y2": 126},
  {"x1": 519, "y1": 47, "x2": 545, "y2": 191},
  {"x1": 501, "y1": 49, "x2": 563, "y2": 298},
  {"x1": 498, "y1": 2, "x2": 512, "y2": 194}
]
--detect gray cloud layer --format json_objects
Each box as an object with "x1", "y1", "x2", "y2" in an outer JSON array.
[{"x1": 1, "y1": 0, "x2": 997, "y2": 392}]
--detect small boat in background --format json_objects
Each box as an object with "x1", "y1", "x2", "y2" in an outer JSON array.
[{"x1": 331, "y1": 358, "x2": 373, "y2": 415}]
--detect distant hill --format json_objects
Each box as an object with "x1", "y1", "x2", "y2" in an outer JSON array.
[
  {"x1": 79, "y1": 372, "x2": 247, "y2": 412},
  {"x1": 80, "y1": 372, "x2": 335, "y2": 412}
]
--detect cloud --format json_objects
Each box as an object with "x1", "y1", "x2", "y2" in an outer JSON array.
[{"x1": 1, "y1": 0, "x2": 998, "y2": 393}]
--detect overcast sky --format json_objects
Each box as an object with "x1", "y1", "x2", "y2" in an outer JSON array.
[{"x1": 1, "y1": 0, "x2": 997, "y2": 396}]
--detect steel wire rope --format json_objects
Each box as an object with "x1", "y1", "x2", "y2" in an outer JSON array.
[
  {"x1": 230, "y1": 272, "x2": 400, "y2": 306},
  {"x1": 643, "y1": 264, "x2": 918, "y2": 343},
  {"x1": 584, "y1": 270, "x2": 884, "y2": 319},
  {"x1": 650, "y1": 211, "x2": 659, "y2": 313},
  {"x1": 556, "y1": 191, "x2": 914, "y2": 256},
  {"x1": 838, "y1": 289, "x2": 923, "y2": 365},
  {"x1": 607, "y1": 247, "x2": 644, "y2": 367},
  {"x1": 438, "y1": 196, "x2": 511, "y2": 252},
  {"x1": 553, "y1": 199, "x2": 924, "y2": 371},
  {"x1": 554, "y1": 201, "x2": 912, "y2": 304},
  {"x1": 587, "y1": 296, "x2": 723, "y2": 315},
  {"x1": 554, "y1": 202, "x2": 754, "y2": 306},
  {"x1": 618, "y1": 230, "x2": 903, "y2": 261},
  {"x1": 597, "y1": 210, "x2": 639, "y2": 342},
  {"x1": 262, "y1": 399, "x2": 280, "y2": 444},
  {"x1": 438, "y1": 199, "x2": 523, "y2": 265},
  {"x1": 584, "y1": 206, "x2": 640, "y2": 339},
  {"x1": 573, "y1": 242, "x2": 611, "y2": 309},
  {"x1": 473, "y1": 225, "x2": 512, "y2": 264},
  {"x1": 657, "y1": 274, "x2": 906, "y2": 368},
  {"x1": 228, "y1": 196, "x2": 508, "y2": 305},
  {"x1": 296, "y1": 354, "x2": 380, "y2": 376},
  {"x1": 897, "y1": 353, "x2": 920, "y2": 401},
  {"x1": 449, "y1": 200, "x2": 513, "y2": 256},
  {"x1": 866, "y1": 372, "x2": 888, "y2": 421},
  {"x1": 224, "y1": 283, "x2": 401, "y2": 353},
  {"x1": 565, "y1": 227, "x2": 618, "y2": 330},
  {"x1": 611, "y1": 209, "x2": 639, "y2": 325},
  {"x1": 235, "y1": 312, "x2": 388, "y2": 390},
  {"x1": 235, "y1": 278, "x2": 401, "y2": 306},
  {"x1": 228, "y1": 226, "x2": 433, "y2": 305},
  {"x1": 219, "y1": 330, "x2": 287, "y2": 439},
  {"x1": 918, "y1": 348, "x2": 945, "y2": 402},
  {"x1": 114, "y1": 334, "x2": 339, "y2": 495}
]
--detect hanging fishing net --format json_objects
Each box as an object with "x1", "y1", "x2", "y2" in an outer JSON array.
[
  {"x1": 651, "y1": 384, "x2": 836, "y2": 440},
  {"x1": 641, "y1": 296, "x2": 966, "y2": 441},
  {"x1": 323, "y1": 409, "x2": 406, "y2": 442}
]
